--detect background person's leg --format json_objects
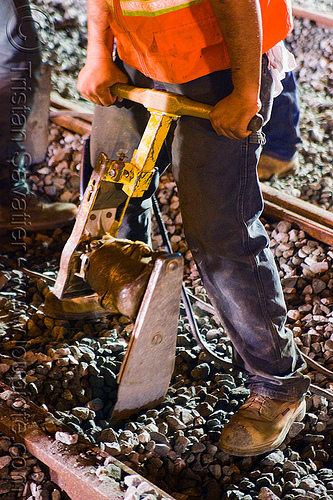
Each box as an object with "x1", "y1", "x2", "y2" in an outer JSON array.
[
  {"x1": 0, "y1": 0, "x2": 77, "y2": 231},
  {"x1": 90, "y1": 103, "x2": 153, "y2": 243},
  {"x1": 0, "y1": 0, "x2": 41, "y2": 193},
  {"x1": 258, "y1": 71, "x2": 302, "y2": 180}
]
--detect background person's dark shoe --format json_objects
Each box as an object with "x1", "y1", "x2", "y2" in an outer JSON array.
[
  {"x1": 0, "y1": 193, "x2": 77, "y2": 232},
  {"x1": 219, "y1": 393, "x2": 306, "y2": 457}
]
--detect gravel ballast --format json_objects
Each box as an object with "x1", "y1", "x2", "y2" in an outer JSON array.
[{"x1": 0, "y1": 2, "x2": 333, "y2": 499}]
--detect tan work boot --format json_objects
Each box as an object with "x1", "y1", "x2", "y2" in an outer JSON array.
[
  {"x1": 258, "y1": 154, "x2": 299, "y2": 181},
  {"x1": 219, "y1": 393, "x2": 306, "y2": 456},
  {"x1": 0, "y1": 193, "x2": 77, "y2": 232}
]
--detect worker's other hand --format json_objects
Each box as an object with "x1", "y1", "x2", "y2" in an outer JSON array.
[
  {"x1": 209, "y1": 91, "x2": 261, "y2": 140},
  {"x1": 77, "y1": 57, "x2": 128, "y2": 106}
]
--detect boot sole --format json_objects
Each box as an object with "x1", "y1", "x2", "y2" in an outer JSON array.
[{"x1": 220, "y1": 398, "x2": 306, "y2": 457}]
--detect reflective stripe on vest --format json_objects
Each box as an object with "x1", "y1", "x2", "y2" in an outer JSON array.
[{"x1": 117, "y1": 0, "x2": 206, "y2": 16}]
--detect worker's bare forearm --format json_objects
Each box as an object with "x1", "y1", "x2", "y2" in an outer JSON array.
[
  {"x1": 78, "y1": 0, "x2": 127, "y2": 105},
  {"x1": 209, "y1": 0, "x2": 262, "y2": 102},
  {"x1": 86, "y1": 0, "x2": 114, "y2": 58},
  {"x1": 208, "y1": 0, "x2": 262, "y2": 138}
]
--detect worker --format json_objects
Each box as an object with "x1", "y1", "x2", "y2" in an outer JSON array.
[
  {"x1": 259, "y1": 70, "x2": 302, "y2": 180},
  {"x1": 0, "y1": 0, "x2": 77, "y2": 233},
  {"x1": 77, "y1": 0, "x2": 310, "y2": 456}
]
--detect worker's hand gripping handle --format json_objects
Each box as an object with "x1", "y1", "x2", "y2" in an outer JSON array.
[{"x1": 111, "y1": 83, "x2": 263, "y2": 132}]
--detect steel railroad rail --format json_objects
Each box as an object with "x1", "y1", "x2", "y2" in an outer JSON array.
[{"x1": 0, "y1": 381, "x2": 175, "y2": 500}]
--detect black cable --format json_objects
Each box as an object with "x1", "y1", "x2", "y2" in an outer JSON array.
[
  {"x1": 0, "y1": 256, "x2": 56, "y2": 285},
  {"x1": 152, "y1": 194, "x2": 232, "y2": 369}
]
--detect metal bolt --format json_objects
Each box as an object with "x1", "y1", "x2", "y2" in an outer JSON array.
[
  {"x1": 152, "y1": 334, "x2": 162, "y2": 345},
  {"x1": 117, "y1": 150, "x2": 128, "y2": 160},
  {"x1": 109, "y1": 169, "x2": 116, "y2": 178},
  {"x1": 167, "y1": 260, "x2": 178, "y2": 272},
  {"x1": 124, "y1": 170, "x2": 129, "y2": 178}
]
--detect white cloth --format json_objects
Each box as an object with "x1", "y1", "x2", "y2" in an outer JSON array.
[{"x1": 266, "y1": 41, "x2": 297, "y2": 97}]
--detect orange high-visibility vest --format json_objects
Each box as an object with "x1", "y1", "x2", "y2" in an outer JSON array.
[{"x1": 106, "y1": 0, "x2": 293, "y2": 84}]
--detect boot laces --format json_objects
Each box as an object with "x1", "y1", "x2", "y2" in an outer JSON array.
[{"x1": 246, "y1": 394, "x2": 272, "y2": 412}]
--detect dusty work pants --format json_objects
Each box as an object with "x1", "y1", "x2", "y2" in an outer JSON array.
[
  {"x1": 0, "y1": 0, "x2": 41, "y2": 194},
  {"x1": 90, "y1": 58, "x2": 310, "y2": 402}
]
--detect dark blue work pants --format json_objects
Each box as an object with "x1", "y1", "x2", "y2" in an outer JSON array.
[{"x1": 90, "y1": 59, "x2": 310, "y2": 402}]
